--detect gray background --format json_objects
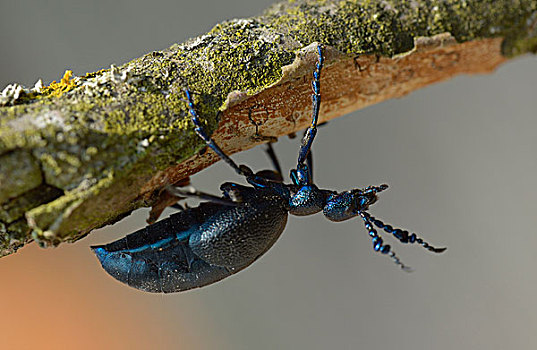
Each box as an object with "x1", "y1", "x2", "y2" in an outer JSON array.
[{"x1": 1, "y1": 1, "x2": 536, "y2": 349}]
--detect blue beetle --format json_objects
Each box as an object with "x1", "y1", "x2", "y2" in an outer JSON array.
[{"x1": 92, "y1": 44, "x2": 445, "y2": 293}]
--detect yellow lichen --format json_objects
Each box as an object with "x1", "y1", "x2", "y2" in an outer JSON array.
[{"x1": 42, "y1": 70, "x2": 76, "y2": 97}]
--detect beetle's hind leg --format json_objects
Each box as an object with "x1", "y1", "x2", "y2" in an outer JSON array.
[
  {"x1": 147, "y1": 179, "x2": 237, "y2": 224},
  {"x1": 165, "y1": 185, "x2": 237, "y2": 207},
  {"x1": 147, "y1": 177, "x2": 192, "y2": 224}
]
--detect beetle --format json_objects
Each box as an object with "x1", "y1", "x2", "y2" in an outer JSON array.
[{"x1": 92, "y1": 44, "x2": 446, "y2": 293}]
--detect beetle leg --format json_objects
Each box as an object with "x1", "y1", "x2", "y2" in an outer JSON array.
[
  {"x1": 165, "y1": 185, "x2": 237, "y2": 206},
  {"x1": 253, "y1": 143, "x2": 284, "y2": 182},
  {"x1": 185, "y1": 89, "x2": 254, "y2": 178},
  {"x1": 295, "y1": 44, "x2": 324, "y2": 178}
]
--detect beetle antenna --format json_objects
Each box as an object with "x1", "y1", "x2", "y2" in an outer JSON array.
[
  {"x1": 358, "y1": 212, "x2": 412, "y2": 271},
  {"x1": 364, "y1": 212, "x2": 447, "y2": 253}
]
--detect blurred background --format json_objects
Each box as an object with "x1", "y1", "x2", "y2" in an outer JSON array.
[{"x1": 1, "y1": 1, "x2": 537, "y2": 349}]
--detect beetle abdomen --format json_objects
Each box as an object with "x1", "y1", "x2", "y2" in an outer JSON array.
[
  {"x1": 92, "y1": 203, "x2": 236, "y2": 293},
  {"x1": 92, "y1": 240, "x2": 233, "y2": 293}
]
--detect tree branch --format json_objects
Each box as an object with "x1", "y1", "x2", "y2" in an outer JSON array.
[{"x1": 0, "y1": 0, "x2": 536, "y2": 256}]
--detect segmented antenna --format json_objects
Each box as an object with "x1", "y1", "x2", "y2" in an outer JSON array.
[
  {"x1": 358, "y1": 212, "x2": 412, "y2": 271},
  {"x1": 364, "y1": 212, "x2": 447, "y2": 253}
]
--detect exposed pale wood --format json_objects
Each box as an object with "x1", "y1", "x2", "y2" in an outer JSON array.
[{"x1": 146, "y1": 36, "x2": 507, "y2": 190}]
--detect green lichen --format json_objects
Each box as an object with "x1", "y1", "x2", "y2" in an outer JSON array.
[
  {"x1": 263, "y1": 0, "x2": 537, "y2": 57},
  {"x1": 0, "y1": 184, "x2": 62, "y2": 223},
  {"x1": 28, "y1": 170, "x2": 117, "y2": 244},
  {"x1": 0, "y1": 150, "x2": 42, "y2": 203},
  {"x1": 0, "y1": 218, "x2": 31, "y2": 256}
]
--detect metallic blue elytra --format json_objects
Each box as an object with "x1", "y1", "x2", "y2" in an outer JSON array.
[{"x1": 92, "y1": 44, "x2": 446, "y2": 293}]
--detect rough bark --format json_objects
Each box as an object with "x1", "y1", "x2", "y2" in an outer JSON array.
[{"x1": 0, "y1": 0, "x2": 536, "y2": 256}]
